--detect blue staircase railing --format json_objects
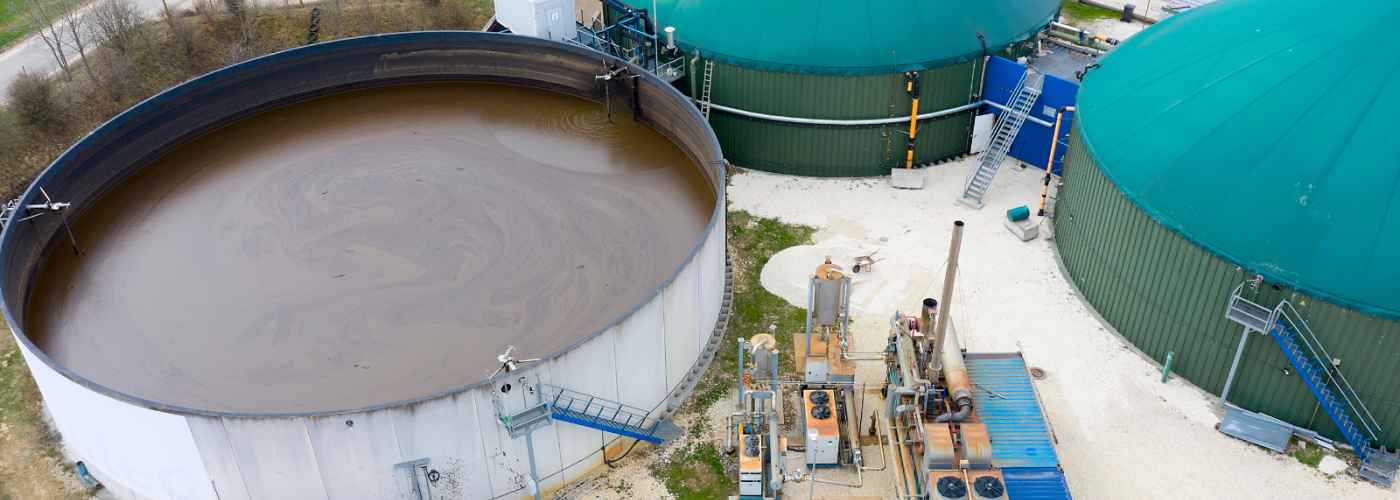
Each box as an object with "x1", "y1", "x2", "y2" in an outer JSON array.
[
  {"x1": 542, "y1": 385, "x2": 683, "y2": 445},
  {"x1": 1266, "y1": 301, "x2": 1381, "y2": 463}
]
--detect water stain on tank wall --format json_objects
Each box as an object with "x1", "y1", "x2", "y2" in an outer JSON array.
[{"x1": 26, "y1": 82, "x2": 716, "y2": 414}]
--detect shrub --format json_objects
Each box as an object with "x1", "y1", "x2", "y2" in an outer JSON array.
[{"x1": 6, "y1": 73, "x2": 70, "y2": 138}]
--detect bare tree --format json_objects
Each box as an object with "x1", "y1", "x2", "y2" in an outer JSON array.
[
  {"x1": 17, "y1": 0, "x2": 76, "y2": 81},
  {"x1": 232, "y1": 0, "x2": 260, "y2": 46},
  {"x1": 57, "y1": 3, "x2": 104, "y2": 92},
  {"x1": 91, "y1": 0, "x2": 146, "y2": 55}
]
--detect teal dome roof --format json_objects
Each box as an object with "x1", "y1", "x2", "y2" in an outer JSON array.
[
  {"x1": 631, "y1": 0, "x2": 1058, "y2": 76},
  {"x1": 1077, "y1": 0, "x2": 1400, "y2": 319}
]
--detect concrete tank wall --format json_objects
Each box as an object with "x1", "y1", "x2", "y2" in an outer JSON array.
[
  {"x1": 1, "y1": 32, "x2": 726, "y2": 500},
  {"x1": 11, "y1": 331, "x2": 218, "y2": 500}
]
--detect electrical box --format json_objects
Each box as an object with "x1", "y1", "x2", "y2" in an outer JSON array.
[
  {"x1": 803, "y1": 390, "x2": 839, "y2": 465},
  {"x1": 805, "y1": 360, "x2": 829, "y2": 383},
  {"x1": 493, "y1": 0, "x2": 576, "y2": 42},
  {"x1": 738, "y1": 430, "x2": 764, "y2": 496}
]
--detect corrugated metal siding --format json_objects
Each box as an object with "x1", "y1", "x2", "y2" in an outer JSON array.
[
  {"x1": 1002, "y1": 468, "x2": 1073, "y2": 500},
  {"x1": 1053, "y1": 125, "x2": 1400, "y2": 450},
  {"x1": 700, "y1": 60, "x2": 981, "y2": 176},
  {"x1": 964, "y1": 353, "x2": 1060, "y2": 469}
]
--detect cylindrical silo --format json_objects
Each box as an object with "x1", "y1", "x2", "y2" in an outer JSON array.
[
  {"x1": 1, "y1": 32, "x2": 727, "y2": 500},
  {"x1": 1054, "y1": 0, "x2": 1400, "y2": 451},
  {"x1": 616, "y1": 0, "x2": 1058, "y2": 176}
]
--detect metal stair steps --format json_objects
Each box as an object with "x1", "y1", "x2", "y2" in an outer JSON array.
[
  {"x1": 1226, "y1": 287, "x2": 1385, "y2": 485},
  {"x1": 958, "y1": 71, "x2": 1042, "y2": 209},
  {"x1": 544, "y1": 386, "x2": 685, "y2": 445}
]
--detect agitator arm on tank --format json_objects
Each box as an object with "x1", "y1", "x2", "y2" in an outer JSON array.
[{"x1": 492, "y1": 345, "x2": 541, "y2": 377}]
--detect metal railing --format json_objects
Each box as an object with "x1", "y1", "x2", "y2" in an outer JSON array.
[
  {"x1": 1272, "y1": 300, "x2": 1381, "y2": 445},
  {"x1": 542, "y1": 384, "x2": 662, "y2": 440}
]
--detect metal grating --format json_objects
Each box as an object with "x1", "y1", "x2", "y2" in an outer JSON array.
[
  {"x1": 964, "y1": 353, "x2": 1061, "y2": 469},
  {"x1": 1002, "y1": 468, "x2": 1073, "y2": 500}
]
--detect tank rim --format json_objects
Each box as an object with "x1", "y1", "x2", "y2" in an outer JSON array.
[{"x1": 0, "y1": 31, "x2": 726, "y2": 418}]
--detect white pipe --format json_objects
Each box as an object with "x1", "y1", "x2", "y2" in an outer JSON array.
[
  {"x1": 705, "y1": 99, "x2": 1055, "y2": 128},
  {"x1": 983, "y1": 100, "x2": 1055, "y2": 129},
  {"x1": 706, "y1": 100, "x2": 987, "y2": 126}
]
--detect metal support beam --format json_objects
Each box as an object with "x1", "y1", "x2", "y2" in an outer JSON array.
[
  {"x1": 526, "y1": 432, "x2": 541, "y2": 500},
  {"x1": 1219, "y1": 327, "x2": 1254, "y2": 409}
]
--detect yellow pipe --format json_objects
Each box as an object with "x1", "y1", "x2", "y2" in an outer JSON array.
[
  {"x1": 905, "y1": 72, "x2": 920, "y2": 169},
  {"x1": 1039, "y1": 106, "x2": 1074, "y2": 216}
]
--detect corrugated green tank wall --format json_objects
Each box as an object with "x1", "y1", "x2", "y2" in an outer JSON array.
[
  {"x1": 1053, "y1": 125, "x2": 1400, "y2": 450},
  {"x1": 688, "y1": 59, "x2": 983, "y2": 177}
]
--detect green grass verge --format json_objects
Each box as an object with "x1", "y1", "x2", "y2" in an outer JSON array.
[
  {"x1": 1060, "y1": 0, "x2": 1120, "y2": 21},
  {"x1": 1290, "y1": 439, "x2": 1326, "y2": 468},
  {"x1": 0, "y1": 340, "x2": 35, "y2": 432},
  {"x1": 684, "y1": 210, "x2": 812, "y2": 418},
  {"x1": 726, "y1": 210, "x2": 813, "y2": 374},
  {"x1": 655, "y1": 210, "x2": 812, "y2": 500},
  {"x1": 654, "y1": 442, "x2": 734, "y2": 500}
]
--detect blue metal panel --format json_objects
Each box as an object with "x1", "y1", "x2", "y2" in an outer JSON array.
[
  {"x1": 963, "y1": 353, "x2": 1060, "y2": 469},
  {"x1": 982, "y1": 56, "x2": 1079, "y2": 174},
  {"x1": 1002, "y1": 468, "x2": 1073, "y2": 500}
]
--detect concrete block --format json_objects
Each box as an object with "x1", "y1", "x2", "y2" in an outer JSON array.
[
  {"x1": 1005, "y1": 217, "x2": 1039, "y2": 241},
  {"x1": 890, "y1": 168, "x2": 924, "y2": 189}
]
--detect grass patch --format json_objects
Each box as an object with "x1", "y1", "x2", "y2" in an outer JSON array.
[
  {"x1": 650, "y1": 210, "x2": 811, "y2": 499},
  {"x1": 678, "y1": 210, "x2": 811, "y2": 421},
  {"x1": 1290, "y1": 442, "x2": 1325, "y2": 468},
  {"x1": 654, "y1": 442, "x2": 734, "y2": 500},
  {"x1": 1060, "y1": 0, "x2": 1120, "y2": 21},
  {"x1": 0, "y1": 0, "x2": 98, "y2": 50},
  {"x1": 726, "y1": 210, "x2": 814, "y2": 376},
  {"x1": 0, "y1": 0, "x2": 27, "y2": 49}
]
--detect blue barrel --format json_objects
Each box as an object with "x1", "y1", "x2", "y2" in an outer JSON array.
[{"x1": 1007, "y1": 206, "x2": 1030, "y2": 221}]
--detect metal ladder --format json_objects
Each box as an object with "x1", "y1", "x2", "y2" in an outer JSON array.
[
  {"x1": 1225, "y1": 288, "x2": 1393, "y2": 486},
  {"x1": 543, "y1": 385, "x2": 684, "y2": 445},
  {"x1": 957, "y1": 72, "x2": 1042, "y2": 209},
  {"x1": 699, "y1": 59, "x2": 714, "y2": 120}
]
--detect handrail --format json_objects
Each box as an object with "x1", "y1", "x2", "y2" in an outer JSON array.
[
  {"x1": 544, "y1": 384, "x2": 661, "y2": 437},
  {"x1": 966, "y1": 71, "x2": 1029, "y2": 189},
  {"x1": 1273, "y1": 301, "x2": 1381, "y2": 441}
]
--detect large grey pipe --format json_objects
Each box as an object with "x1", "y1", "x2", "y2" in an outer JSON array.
[{"x1": 933, "y1": 322, "x2": 973, "y2": 423}]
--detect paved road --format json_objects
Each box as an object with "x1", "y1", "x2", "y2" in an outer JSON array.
[{"x1": 0, "y1": 0, "x2": 188, "y2": 94}]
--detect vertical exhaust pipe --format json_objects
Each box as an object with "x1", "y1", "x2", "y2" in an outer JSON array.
[
  {"x1": 919, "y1": 298, "x2": 937, "y2": 338},
  {"x1": 930, "y1": 221, "x2": 963, "y2": 372},
  {"x1": 930, "y1": 221, "x2": 973, "y2": 423}
]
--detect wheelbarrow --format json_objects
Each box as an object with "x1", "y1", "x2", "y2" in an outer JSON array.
[{"x1": 852, "y1": 249, "x2": 884, "y2": 273}]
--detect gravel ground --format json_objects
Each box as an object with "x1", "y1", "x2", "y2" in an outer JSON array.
[{"x1": 726, "y1": 157, "x2": 1400, "y2": 500}]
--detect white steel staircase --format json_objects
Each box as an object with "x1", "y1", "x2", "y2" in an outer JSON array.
[
  {"x1": 957, "y1": 72, "x2": 1042, "y2": 209},
  {"x1": 1225, "y1": 285, "x2": 1396, "y2": 487}
]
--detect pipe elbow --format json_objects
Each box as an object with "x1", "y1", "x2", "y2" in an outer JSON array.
[
  {"x1": 894, "y1": 404, "x2": 920, "y2": 419},
  {"x1": 933, "y1": 398, "x2": 972, "y2": 423}
]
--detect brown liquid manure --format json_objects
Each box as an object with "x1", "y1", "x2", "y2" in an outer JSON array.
[{"x1": 26, "y1": 83, "x2": 715, "y2": 414}]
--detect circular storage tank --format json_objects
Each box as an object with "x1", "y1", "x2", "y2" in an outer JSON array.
[
  {"x1": 1055, "y1": 0, "x2": 1400, "y2": 451},
  {"x1": 1, "y1": 32, "x2": 727, "y2": 500},
  {"x1": 624, "y1": 0, "x2": 1058, "y2": 176}
]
